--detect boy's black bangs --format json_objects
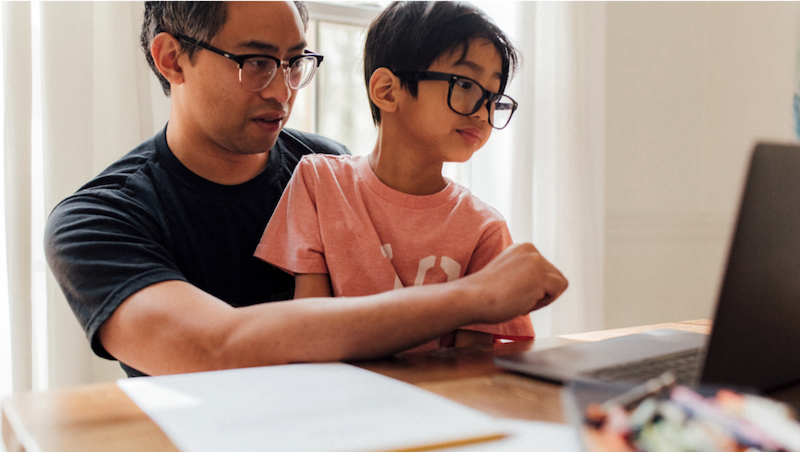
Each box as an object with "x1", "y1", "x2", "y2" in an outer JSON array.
[{"x1": 408, "y1": 3, "x2": 516, "y2": 90}]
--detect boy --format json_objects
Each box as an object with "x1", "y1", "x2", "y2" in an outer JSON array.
[{"x1": 256, "y1": 1, "x2": 535, "y2": 350}]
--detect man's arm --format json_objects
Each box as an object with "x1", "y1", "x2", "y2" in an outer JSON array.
[
  {"x1": 295, "y1": 273, "x2": 495, "y2": 348},
  {"x1": 99, "y1": 242, "x2": 567, "y2": 375}
]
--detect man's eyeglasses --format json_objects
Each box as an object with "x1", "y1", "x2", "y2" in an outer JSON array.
[
  {"x1": 176, "y1": 35, "x2": 324, "y2": 91},
  {"x1": 392, "y1": 70, "x2": 518, "y2": 129}
]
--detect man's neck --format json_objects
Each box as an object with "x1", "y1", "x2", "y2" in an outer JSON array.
[{"x1": 165, "y1": 121, "x2": 272, "y2": 186}]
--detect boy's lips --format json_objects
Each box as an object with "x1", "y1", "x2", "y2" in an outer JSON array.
[{"x1": 457, "y1": 127, "x2": 484, "y2": 145}]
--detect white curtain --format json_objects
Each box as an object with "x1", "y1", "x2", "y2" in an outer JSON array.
[
  {"x1": 3, "y1": 1, "x2": 167, "y2": 394},
  {"x1": 465, "y1": 2, "x2": 607, "y2": 337},
  {"x1": 4, "y1": 1, "x2": 33, "y2": 395},
  {"x1": 528, "y1": 2, "x2": 606, "y2": 337}
]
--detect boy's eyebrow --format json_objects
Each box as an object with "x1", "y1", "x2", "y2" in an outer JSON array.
[
  {"x1": 454, "y1": 60, "x2": 502, "y2": 80},
  {"x1": 238, "y1": 40, "x2": 307, "y2": 54}
]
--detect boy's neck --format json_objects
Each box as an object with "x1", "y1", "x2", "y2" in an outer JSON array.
[{"x1": 369, "y1": 130, "x2": 448, "y2": 196}]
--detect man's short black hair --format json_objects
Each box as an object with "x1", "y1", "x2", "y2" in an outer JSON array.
[
  {"x1": 141, "y1": 1, "x2": 309, "y2": 97},
  {"x1": 363, "y1": 1, "x2": 519, "y2": 125}
]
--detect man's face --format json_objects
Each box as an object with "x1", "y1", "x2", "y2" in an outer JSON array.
[{"x1": 176, "y1": 1, "x2": 306, "y2": 157}]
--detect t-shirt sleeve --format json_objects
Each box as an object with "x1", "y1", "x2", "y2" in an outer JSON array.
[
  {"x1": 465, "y1": 221, "x2": 514, "y2": 276},
  {"x1": 44, "y1": 193, "x2": 188, "y2": 360},
  {"x1": 461, "y1": 221, "x2": 535, "y2": 339},
  {"x1": 255, "y1": 157, "x2": 329, "y2": 276}
]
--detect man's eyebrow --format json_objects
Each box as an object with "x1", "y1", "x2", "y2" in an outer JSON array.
[{"x1": 239, "y1": 40, "x2": 307, "y2": 54}]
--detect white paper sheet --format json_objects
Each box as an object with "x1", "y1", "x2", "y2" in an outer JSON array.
[
  {"x1": 452, "y1": 419, "x2": 582, "y2": 452},
  {"x1": 118, "y1": 363, "x2": 510, "y2": 452}
]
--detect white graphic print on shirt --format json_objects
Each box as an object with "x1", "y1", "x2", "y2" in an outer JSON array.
[{"x1": 381, "y1": 244, "x2": 461, "y2": 289}]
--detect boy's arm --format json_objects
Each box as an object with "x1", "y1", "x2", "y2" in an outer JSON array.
[
  {"x1": 294, "y1": 273, "x2": 332, "y2": 298},
  {"x1": 456, "y1": 222, "x2": 534, "y2": 342}
]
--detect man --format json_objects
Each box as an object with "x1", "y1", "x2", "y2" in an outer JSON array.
[{"x1": 44, "y1": 1, "x2": 568, "y2": 377}]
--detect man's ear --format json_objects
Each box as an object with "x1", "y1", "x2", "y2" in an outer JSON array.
[
  {"x1": 151, "y1": 33, "x2": 185, "y2": 87},
  {"x1": 369, "y1": 68, "x2": 401, "y2": 115}
]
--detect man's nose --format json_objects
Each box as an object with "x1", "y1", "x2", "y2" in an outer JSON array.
[{"x1": 259, "y1": 66, "x2": 292, "y2": 103}]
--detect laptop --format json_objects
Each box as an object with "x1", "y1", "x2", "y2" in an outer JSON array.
[{"x1": 495, "y1": 142, "x2": 800, "y2": 403}]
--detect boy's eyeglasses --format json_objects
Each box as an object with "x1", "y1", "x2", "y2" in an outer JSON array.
[
  {"x1": 176, "y1": 35, "x2": 324, "y2": 91},
  {"x1": 392, "y1": 70, "x2": 518, "y2": 130}
]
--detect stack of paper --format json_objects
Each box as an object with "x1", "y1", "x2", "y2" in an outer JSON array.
[{"x1": 119, "y1": 362, "x2": 519, "y2": 452}]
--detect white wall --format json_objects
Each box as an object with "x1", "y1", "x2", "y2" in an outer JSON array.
[{"x1": 604, "y1": 2, "x2": 799, "y2": 328}]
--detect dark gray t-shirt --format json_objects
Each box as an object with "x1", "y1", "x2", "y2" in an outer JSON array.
[{"x1": 44, "y1": 126, "x2": 348, "y2": 376}]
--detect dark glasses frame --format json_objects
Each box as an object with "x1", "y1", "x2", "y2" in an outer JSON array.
[
  {"x1": 175, "y1": 34, "x2": 323, "y2": 91},
  {"x1": 392, "y1": 70, "x2": 518, "y2": 129}
]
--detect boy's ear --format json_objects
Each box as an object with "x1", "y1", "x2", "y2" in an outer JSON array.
[
  {"x1": 151, "y1": 32, "x2": 186, "y2": 87},
  {"x1": 369, "y1": 68, "x2": 401, "y2": 115}
]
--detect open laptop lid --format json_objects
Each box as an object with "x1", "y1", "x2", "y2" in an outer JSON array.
[
  {"x1": 495, "y1": 143, "x2": 800, "y2": 395},
  {"x1": 700, "y1": 142, "x2": 800, "y2": 393}
]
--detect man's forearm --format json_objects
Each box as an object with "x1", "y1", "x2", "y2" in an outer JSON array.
[
  {"x1": 102, "y1": 278, "x2": 478, "y2": 375},
  {"x1": 100, "y1": 243, "x2": 566, "y2": 375},
  {"x1": 226, "y1": 278, "x2": 481, "y2": 366}
]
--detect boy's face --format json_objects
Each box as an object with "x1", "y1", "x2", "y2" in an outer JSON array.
[{"x1": 400, "y1": 39, "x2": 502, "y2": 163}]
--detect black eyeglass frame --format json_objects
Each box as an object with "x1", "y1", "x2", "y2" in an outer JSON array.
[
  {"x1": 392, "y1": 70, "x2": 518, "y2": 130},
  {"x1": 175, "y1": 34, "x2": 324, "y2": 91}
]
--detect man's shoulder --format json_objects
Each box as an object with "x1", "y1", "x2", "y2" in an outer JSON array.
[
  {"x1": 82, "y1": 133, "x2": 161, "y2": 193},
  {"x1": 49, "y1": 132, "x2": 166, "y2": 225},
  {"x1": 278, "y1": 128, "x2": 351, "y2": 157}
]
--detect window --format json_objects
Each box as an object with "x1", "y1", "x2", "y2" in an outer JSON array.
[{"x1": 286, "y1": 2, "x2": 386, "y2": 156}]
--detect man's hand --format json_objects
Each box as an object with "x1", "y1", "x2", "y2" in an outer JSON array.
[{"x1": 461, "y1": 243, "x2": 568, "y2": 325}]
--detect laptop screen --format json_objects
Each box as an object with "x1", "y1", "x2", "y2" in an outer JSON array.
[{"x1": 701, "y1": 143, "x2": 800, "y2": 392}]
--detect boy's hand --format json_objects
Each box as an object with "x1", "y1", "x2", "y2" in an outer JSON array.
[{"x1": 465, "y1": 243, "x2": 568, "y2": 325}]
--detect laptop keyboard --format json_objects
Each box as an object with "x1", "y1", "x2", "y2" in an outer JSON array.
[{"x1": 579, "y1": 348, "x2": 703, "y2": 384}]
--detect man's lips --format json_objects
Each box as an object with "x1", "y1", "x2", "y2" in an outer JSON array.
[
  {"x1": 252, "y1": 113, "x2": 285, "y2": 132},
  {"x1": 253, "y1": 112, "x2": 286, "y2": 123}
]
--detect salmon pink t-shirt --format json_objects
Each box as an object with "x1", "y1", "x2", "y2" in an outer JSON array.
[{"x1": 255, "y1": 154, "x2": 533, "y2": 349}]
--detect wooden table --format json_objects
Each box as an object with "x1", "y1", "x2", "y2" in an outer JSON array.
[{"x1": 2, "y1": 320, "x2": 711, "y2": 452}]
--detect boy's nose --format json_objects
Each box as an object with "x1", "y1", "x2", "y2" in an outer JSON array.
[{"x1": 470, "y1": 101, "x2": 490, "y2": 123}]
